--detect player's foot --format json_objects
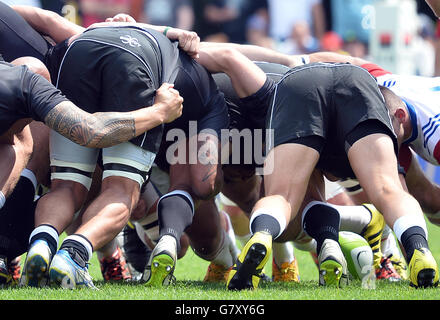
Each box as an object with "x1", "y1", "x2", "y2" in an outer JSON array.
[
  {"x1": 19, "y1": 240, "x2": 52, "y2": 287},
  {"x1": 143, "y1": 235, "x2": 177, "y2": 287},
  {"x1": 318, "y1": 239, "x2": 349, "y2": 287},
  {"x1": 117, "y1": 224, "x2": 151, "y2": 281},
  {"x1": 375, "y1": 256, "x2": 401, "y2": 282},
  {"x1": 272, "y1": 258, "x2": 300, "y2": 282},
  {"x1": 388, "y1": 253, "x2": 408, "y2": 280},
  {"x1": 361, "y1": 204, "x2": 385, "y2": 269},
  {"x1": 99, "y1": 246, "x2": 132, "y2": 281},
  {"x1": 8, "y1": 257, "x2": 21, "y2": 285},
  {"x1": 408, "y1": 248, "x2": 439, "y2": 288},
  {"x1": 49, "y1": 249, "x2": 97, "y2": 289},
  {"x1": 204, "y1": 262, "x2": 232, "y2": 283},
  {"x1": 0, "y1": 255, "x2": 10, "y2": 286},
  {"x1": 227, "y1": 231, "x2": 272, "y2": 291}
]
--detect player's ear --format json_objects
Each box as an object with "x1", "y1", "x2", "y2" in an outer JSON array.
[{"x1": 394, "y1": 107, "x2": 407, "y2": 124}]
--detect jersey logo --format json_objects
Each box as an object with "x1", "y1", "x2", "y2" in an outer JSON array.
[{"x1": 120, "y1": 35, "x2": 141, "y2": 47}]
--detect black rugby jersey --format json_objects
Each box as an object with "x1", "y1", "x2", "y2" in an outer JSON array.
[
  {"x1": 0, "y1": 62, "x2": 68, "y2": 135},
  {"x1": 213, "y1": 61, "x2": 289, "y2": 131}
]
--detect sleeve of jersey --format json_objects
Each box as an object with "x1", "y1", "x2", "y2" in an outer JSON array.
[
  {"x1": 239, "y1": 77, "x2": 275, "y2": 129},
  {"x1": 433, "y1": 141, "x2": 440, "y2": 165},
  {"x1": 360, "y1": 63, "x2": 392, "y2": 78},
  {"x1": 23, "y1": 70, "x2": 69, "y2": 122}
]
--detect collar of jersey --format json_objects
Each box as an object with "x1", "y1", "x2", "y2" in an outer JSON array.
[{"x1": 401, "y1": 98, "x2": 418, "y2": 145}]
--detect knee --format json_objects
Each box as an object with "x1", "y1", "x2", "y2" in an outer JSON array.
[
  {"x1": 50, "y1": 180, "x2": 89, "y2": 210},
  {"x1": 101, "y1": 177, "x2": 140, "y2": 209},
  {"x1": 191, "y1": 170, "x2": 223, "y2": 201}
]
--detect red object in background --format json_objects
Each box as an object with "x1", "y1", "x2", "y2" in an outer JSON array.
[
  {"x1": 403, "y1": 33, "x2": 412, "y2": 46},
  {"x1": 380, "y1": 32, "x2": 392, "y2": 46},
  {"x1": 320, "y1": 31, "x2": 343, "y2": 52}
]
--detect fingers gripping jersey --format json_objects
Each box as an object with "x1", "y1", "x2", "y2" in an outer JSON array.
[{"x1": 363, "y1": 63, "x2": 440, "y2": 166}]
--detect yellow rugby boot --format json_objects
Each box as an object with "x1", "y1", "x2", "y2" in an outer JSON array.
[
  {"x1": 361, "y1": 204, "x2": 385, "y2": 269},
  {"x1": 227, "y1": 231, "x2": 272, "y2": 290},
  {"x1": 272, "y1": 258, "x2": 300, "y2": 283},
  {"x1": 318, "y1": 239, "x2": 349, "y2": 287},
  {"x1": 408, "y1": 248, "x2": 439, "y2": 288},
  {"x1": 204, "y1": 262, "x2": 232, "y2": 283}
]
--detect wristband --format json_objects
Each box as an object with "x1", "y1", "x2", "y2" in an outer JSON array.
[{"x1": 163, "y1": 26, "x2": 171, "y2": 36}]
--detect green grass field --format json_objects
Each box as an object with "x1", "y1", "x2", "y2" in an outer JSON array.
[{"x1": 1, "y1": 219, "x2": 440, "y2": 302}]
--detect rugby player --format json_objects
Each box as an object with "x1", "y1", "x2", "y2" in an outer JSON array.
[{"x1": 196, "y1": 46, "x2": 439, "y2": 289}]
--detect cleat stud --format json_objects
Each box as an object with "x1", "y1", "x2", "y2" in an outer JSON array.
[
  {"x1": 166, "y1": 266, "x2": 171, "y2": 272},
  {"x1": 153, "y1": 262, "x2": 159, "y2": 268}
]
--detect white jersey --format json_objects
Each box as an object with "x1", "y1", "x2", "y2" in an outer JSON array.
[{"x1": 365, "y1": 63, "x2": 440, "y2": 165}]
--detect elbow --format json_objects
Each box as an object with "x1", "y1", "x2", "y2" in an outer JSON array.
[{"x1": 214, "y1": 47, "x2": 244, "y2": 73}]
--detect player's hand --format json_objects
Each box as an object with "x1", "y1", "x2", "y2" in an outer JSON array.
[
  {"x1": 165, "y1": 28, "x2": 200, "y2": 59},
  {"x1": 105, "y1": 13, "x2": 137, "y2": 23},
  {"x1": 154, "y1": 83, "x2": 183, "y2": 123}
]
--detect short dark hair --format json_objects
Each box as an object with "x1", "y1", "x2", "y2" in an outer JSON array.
[{"x1": 378, "y1": 85, "x2": 406, "y2": 113}]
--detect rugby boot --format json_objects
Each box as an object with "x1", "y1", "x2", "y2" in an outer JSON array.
[
  {"x1": 19, "y1": 240, "x2": 51, "y2": 287},
  {"x1": 389, "y1": 253, "x2": 408, "y2": 280},
  {"x1": 143, "y1": 235, "x2": 177, "y2": 287},
  {"x1": 204, "y1": 262, "x2": 232, "y2": 283},
  {"x1": 318, "y1": 239, "x2": 349, "y2": 287},
  {"x1": 408, "y1": 248, "x2": 439, "y2": 288},
  {"x1": 49, "y1": 249, "x2": 97, "y2": 289},
  {"x1": 0, "y1": 256, "x2": 10, "y2": 286},
  {"x1": 375, "y1": 255, "x2": 401, "y2": 282},
  {"x1": 99, "y1": 246, "x2": 132, "y2": 281},
  {"x1": 361, "y1": 204, "x2": 385, "y2": 269},
  {"x1": 272, "y1": 258, "x2": 300, "y2": 282},
  {"x1": 227, "y1": 231, "x2": 272, "y2": 290}
]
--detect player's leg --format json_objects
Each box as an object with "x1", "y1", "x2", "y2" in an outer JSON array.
[
  {"x1": 21, "y1": 132, "x2": 97, "y2": 288},
  {"x1": 348, "y1": 132, "x2": 438, "y2": 288},
  {"x1": 227, "y1": 142, "x2": 320, "y2": 290},
  {"x1": 49, "y1": 142, "x2": 152, "y2": 289},
  {"x1": 186, "y1": 199, "x2": 237, "y2": 283}
]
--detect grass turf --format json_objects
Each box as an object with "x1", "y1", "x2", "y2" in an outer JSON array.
[{"x1": 1, "y1": 220, "x2": 439, "y2": 301}]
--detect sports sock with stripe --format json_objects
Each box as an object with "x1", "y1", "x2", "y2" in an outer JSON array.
[
  {"x1": 302, "y1": 201, "x2": 340, "y2": 253},
  {"x1": 157, "y1": 190, "x2": 194, "y2": 252}
]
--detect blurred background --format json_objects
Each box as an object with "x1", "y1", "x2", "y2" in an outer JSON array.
[
  {"x1": 4, "y1": 0, "x2": 440, "y2": 176},
  {"x1": 4, "y1": 0, "x2": 440, "y2": 76}
]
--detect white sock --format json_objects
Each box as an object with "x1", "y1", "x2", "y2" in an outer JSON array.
[
  {"x1": 393, "y1": 214, "x2": 428, "y2": 243},
  {"x1": 29, "y1": 225, "x2": 59, "y2": 248},
  {"x1": 249, "y1": 208, "x2": 287, "y2": 238},
  {"x1": 97, "y1": 238, "x2": 118, "y2": 260},
  {"x1": 336, "y1": 204, "x2": 371, "y2": 234},
  {"x1": 211, "y1": 230, "x2": 235, "y2": 268},
  {"x1": 221, "y1": 211, "x2": 240, "y2": 258},
  {"x1": 273, "y1": 242, "x2": 295, "y2": 266}
]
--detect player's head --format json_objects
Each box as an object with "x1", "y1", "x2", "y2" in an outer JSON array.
[
  {"x1": 379, "y1": 85, "x2": 411, "y2": 141},
  {"x1": 11, "y1": 56, "x2": 51, "y2": 82}
]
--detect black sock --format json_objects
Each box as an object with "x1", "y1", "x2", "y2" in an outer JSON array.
[
  {"x1": 60, "y1": 235, "x2": 93, "y2": 268},
  {"x1": 0, "y1": 176, "x2": 36, "y2": 260},
  {"x1": 30, "y1": 224, "x2": 58, "y2": 256},
  {"x1": 158, "y1": 193, "x2": 194, "y2": 251},
  {"x1": 303, "y1": 203, "x2": 340, "y2": 253},
  {"x1": 250, "y1": 214, "x2": 280, "y2": 238},
  {"x1": 400, "y1": 226, "x2": 429, "y2": 262}
]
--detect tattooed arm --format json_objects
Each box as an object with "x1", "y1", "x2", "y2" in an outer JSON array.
[{"x1": 44, "y1": 83, "x2": 183, "y2": 148}]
